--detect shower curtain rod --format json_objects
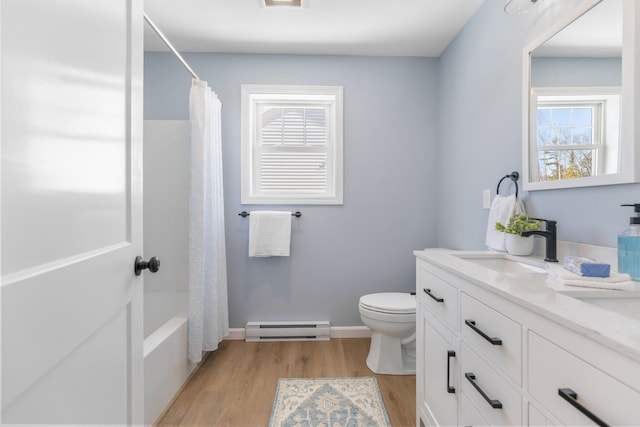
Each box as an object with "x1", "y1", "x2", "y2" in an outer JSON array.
[{"x1": 143, "y1": 12, "x2": 201, "y2": 81}]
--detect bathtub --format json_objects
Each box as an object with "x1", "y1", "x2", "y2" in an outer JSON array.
[{"x1": 144, "y1": 315, "x2": 196, "y2": 426}]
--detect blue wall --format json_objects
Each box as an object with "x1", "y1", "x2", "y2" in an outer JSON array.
[
  {"x1": 144, "y1": 53, "x2": 438, "y2": 327},
  {"x1": 531, "y1": 57, "x2": 621, "y2": 87},
  {"x1": 436, "y1": 0, "x2": 639, "y2": 251},
  {"x1": 144, "y1": 0, "x2": 639, "y2": 328}
]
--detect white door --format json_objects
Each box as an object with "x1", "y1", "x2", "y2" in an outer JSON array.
[{"x1": 1, "y1": 0, "x2": 144, "y2": 424}]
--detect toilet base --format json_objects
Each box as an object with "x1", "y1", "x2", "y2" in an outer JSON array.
[{"x1": 365, "y1": 332, "x2": 416, "y2": 375}]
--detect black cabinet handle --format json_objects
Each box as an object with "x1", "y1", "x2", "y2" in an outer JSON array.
[
  {"x1": 465, "y1": 372, "x2": 502, "y2": 409},
  {"x1": 465, "y1": 319, "x2": 502, "y2": 345},
  {"x1": 447, "y1": 350, "x2": 456, "y2": 394},
  {"x1": 558, "y1": 388, "x2": 609, "y2": 427},
  {"x1": 423, "y1": 288, "x2": 444, "y2": 303}
]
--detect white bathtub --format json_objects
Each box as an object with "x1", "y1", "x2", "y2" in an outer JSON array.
[{"x1": 144, "y1": 315, "x2": 196, "y2": 426}]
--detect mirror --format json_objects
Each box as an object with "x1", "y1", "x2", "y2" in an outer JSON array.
[{"x1": 523, "y1": 0, "x2": 639, "y2": 190}]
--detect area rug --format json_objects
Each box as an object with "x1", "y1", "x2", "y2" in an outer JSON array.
[{"x1": 269, "y1": 377, "x2": 391, "y2": 427}]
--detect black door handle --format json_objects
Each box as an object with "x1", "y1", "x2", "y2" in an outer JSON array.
[
  {"x1": 558, "y1": 388, "x2": 609, "y2": 427},
  {"x1": 135, "y1": 256, "x2": 160, "y2": 276}
]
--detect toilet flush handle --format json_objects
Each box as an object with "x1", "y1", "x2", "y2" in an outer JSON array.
[{"x1": 134, "y1": 256, "x2": 161, "y2": 276}]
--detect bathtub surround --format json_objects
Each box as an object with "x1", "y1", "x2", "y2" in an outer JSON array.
[
  {"x1": 188, "y1": 80, "x2": 229, "y2": 363},
  {"x1": 143, "y1": 121, "x2": 196, "y2": 424}
]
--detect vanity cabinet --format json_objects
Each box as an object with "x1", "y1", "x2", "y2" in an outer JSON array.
[{"x1": 416, "y1": 255, "x2": 640, "y2": 427}]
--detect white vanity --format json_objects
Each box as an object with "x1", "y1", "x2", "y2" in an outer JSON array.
[{"x1": 415, "y1": 249, "x2": 640, "y2": 426}]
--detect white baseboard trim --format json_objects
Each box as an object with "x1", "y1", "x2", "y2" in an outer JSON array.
[
  {"x1": 226, "y1": 328, "x2": 246, "y2": 340},
  {"x1": 224, "y1": 326, "x2": 371, "y2": 341},
  {"x1": 330, "y1": 326, "x2": 371, "y2": 338}
]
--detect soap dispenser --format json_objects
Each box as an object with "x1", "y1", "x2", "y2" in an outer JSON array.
[{"x1": 618, "y1": 204, "x2": 640, "y2": 281}]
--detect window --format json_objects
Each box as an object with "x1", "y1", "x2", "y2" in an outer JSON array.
[
  {"x1": 534, "y1": 88, "x2": 620, "y2": 182},
  {"x1": 241, "y1": 85, "x2": 343, "y2": 204}
]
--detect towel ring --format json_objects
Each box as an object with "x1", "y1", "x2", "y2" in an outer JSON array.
[{"x1": 496, "y1": 171, "x2": 519, "y2": 199}]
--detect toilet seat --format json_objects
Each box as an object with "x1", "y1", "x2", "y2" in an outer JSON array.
[{"x1": 359, "y1": 292, "x2": 416, "y2": 315}]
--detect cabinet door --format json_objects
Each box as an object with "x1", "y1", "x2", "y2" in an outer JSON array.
[
  {"x1": 529, "y1": 332, "x2": 640, "y2": 426},
  {"x1": 418, "y1": 304, "x2": 458, "y2": 427}
]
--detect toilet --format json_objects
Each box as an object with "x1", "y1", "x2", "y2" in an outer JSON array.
[{"x1": 358, "y1": 292, "x2": 416, "y2": 375}]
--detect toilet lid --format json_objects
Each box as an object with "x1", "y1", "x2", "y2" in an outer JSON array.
[{"x1": 359, "y1": 292, "x2": 416, "y2": 314}]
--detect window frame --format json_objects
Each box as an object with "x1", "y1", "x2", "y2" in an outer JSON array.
[{"x1": 241, "y1": 84, "x2": 344, "y2": 205}]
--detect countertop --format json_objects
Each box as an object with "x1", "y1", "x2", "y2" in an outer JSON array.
[{"x1": 414, "y1": 248, "x2": 640, "y2": 363}]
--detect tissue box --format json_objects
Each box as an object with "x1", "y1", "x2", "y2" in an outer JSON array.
[{"x1": 563, "y1": 256, "x2": 611, "y2": 278}]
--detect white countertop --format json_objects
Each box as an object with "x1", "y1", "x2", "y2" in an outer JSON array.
[{"x1": 414, "y1": 248, "x2": 640, "y2": 363}]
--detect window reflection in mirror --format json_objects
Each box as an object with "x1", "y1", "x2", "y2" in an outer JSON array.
[{"x1": 532, "y1": 88, "x2": 620, "y2": 181}]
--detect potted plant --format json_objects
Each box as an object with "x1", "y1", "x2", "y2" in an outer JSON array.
[{"x1": 495, "y1": 214, "x2": 540, "y2": 256}]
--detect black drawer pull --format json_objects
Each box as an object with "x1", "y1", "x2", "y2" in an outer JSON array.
[
  {"x1": 558, "y1": 388, "x2": 609, "y2": 427},
  {"x1": 465, "y1": 319, "x2": 502, "y2": 345},
  {"x1": 465, "y1": 372, "x2": 502, "y2": 409},
  {"x1": 447, "y1": 350, "x2": 456, "y2": 394},
  {"x1": 423, "y1": 288, "x2": 444, "y2": 303}
]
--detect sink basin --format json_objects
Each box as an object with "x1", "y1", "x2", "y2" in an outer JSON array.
[
  {"x1": 562, "y1": 293, "x2": 640, "y2": 322},
  {"x1": 453, "y1": 254, "x2": 547, "y2": 275}
]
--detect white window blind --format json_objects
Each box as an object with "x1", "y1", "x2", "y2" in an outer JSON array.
[{"x1": 241, "y1": 85, "x2": 343, "y2": 205}]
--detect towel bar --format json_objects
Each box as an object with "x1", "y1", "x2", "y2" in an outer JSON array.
[
  {"x1": 239, "y1": 211, "x2": 301, "y2": 218},
  {"x1": 496, "y1": 171, "x2": 519, "y2": 198}
]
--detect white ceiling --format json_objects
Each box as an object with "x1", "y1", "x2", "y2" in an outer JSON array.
[
  {"x1": 533, "y1": 0, "x2": 622, "y2": 57},
  {"x1": 143, "y1": 0, "x2": 485, "y2": 57}
]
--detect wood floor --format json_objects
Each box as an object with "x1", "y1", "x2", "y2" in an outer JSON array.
[{"x1": 156, "y1": 338, "x2": 416, "y2": 426}]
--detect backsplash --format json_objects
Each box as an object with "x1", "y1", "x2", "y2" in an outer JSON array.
[{"x1": 535, "y1": 240, "x2": 618, "y2": 271}]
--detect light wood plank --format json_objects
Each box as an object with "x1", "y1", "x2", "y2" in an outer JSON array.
[{"x1": 155, "y1": 338, "x2": 416, "y2": 426}]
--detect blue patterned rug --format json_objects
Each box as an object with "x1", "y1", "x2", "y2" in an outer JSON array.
[{"x1": 269, "y1": 377, "x2": 391, "y2": 427}]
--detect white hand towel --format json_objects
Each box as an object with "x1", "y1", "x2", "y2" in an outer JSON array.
[
  {"x1": 546, "y1": 263, "x2": 636, "y2": 290},
  {"x1": 485, "y1": 195, "x2": 525, "y2": 252},
  {"x1": 249, "y1": 211, "x2": 292, "y2": 257}
]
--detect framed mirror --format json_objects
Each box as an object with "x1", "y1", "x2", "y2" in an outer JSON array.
[{"x1": 522, "y1": 0, "x2": 639, "y2": 191}]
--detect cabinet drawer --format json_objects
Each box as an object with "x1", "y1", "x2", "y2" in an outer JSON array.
[
  {"x1": 461, "y1": 343, "x2": 522, "y2": 426},
  {"x1": 529, "y1": 331, "x2": 640, "y2": 426},
  {"x1": 460, "y1": 392, "x2": 490, "y2": 427},
  {"x1": 417, "y1": 267, "x2": 458, "y2": 330},
  {"x1": 461, "y1": 292, "x2": 522, "y2": 385},
  {"x1": 529, "y1": 402, "x2": 554, "y2": 426}
]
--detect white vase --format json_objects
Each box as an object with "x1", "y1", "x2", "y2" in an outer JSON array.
[{"x1": 505, "y1": 234, "x2": 534, "y2": 256}]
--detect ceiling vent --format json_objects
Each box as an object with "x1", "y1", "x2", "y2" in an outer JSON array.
[{"x1": 260, "y1": 0, "x2": 309, "y2": 8}]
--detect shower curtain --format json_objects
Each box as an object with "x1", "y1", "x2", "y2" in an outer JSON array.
[{"x1": 188, "y1": 79, "x2": 228, "y2": 363}]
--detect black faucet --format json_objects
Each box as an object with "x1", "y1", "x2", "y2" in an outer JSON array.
[{"x1": 520, "y1": 219, "x2": 558, "y2": 262}]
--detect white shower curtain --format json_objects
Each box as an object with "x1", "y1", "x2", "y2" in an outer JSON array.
[{"x1": 188, "y1": 79, "x2": 228, "y2": 363}]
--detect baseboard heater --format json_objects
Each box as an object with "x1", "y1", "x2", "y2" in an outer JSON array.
[{"x1": 244, "y1": 321, "x2": 330, "y2": 342}]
